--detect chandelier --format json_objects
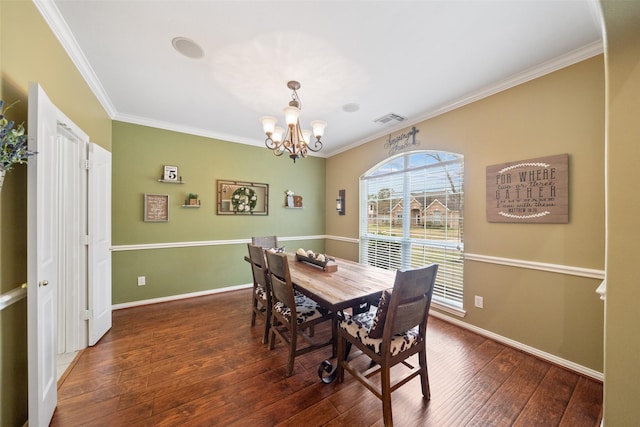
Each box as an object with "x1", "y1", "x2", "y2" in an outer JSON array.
[{"x1": 260, "y1": 81, "x2": 327, "y2": 163}]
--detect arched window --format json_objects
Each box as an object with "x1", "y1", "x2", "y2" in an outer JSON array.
[{"x1": 360, "y1": 150, "x2": 464, "y2": 309}]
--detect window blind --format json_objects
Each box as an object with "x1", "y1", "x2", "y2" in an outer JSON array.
[{"x1": 361, "y1": 151, "x2": 464, "y2": 308}]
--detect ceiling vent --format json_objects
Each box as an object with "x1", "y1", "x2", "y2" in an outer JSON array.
[{"x1": 373, "y1": 113, "x2": 407, "y2": 125}]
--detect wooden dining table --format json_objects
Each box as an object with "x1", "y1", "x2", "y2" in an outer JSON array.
[
  {"x1": 286, "y1": 253, "x2": 396, "y2": 382},
  {"x1": 287, "y1": 253, "x2": 394, "y2": 311}
]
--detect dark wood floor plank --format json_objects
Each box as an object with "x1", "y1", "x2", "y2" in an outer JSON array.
[
  {"x1": 50, "y1": 289, "x2": 602, "y2": 427},
  {"x1": 324, "y1": 389, "x2": 387, "y2": 427},
  {"x1": 274, "y1": 399, "x2": 340, "y2": 427},
  {"x1": 428, "y1": 346, "x2": 526, "y2": 426},
  {"x1": 560, "y1": 376, "x2": 604, "y2": 426},
  {"x1": 513, "y1": 365, "x2": 580, "y2": 426},
  {"x1": 50, "y1": 395, "x2": 121, "y2": 427},
  {"x1": 466, "y1": 350, "x2": 550, "y2": 426}
]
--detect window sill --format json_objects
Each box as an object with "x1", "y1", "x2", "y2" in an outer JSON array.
[{"x1": 431, "y1": 301, "x2": 466, "y2": 317}]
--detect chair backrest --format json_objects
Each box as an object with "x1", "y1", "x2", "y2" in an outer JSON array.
[
  {"x1": 385, "y1": 264, "x2": 438, "y2": 338},
  {"x1": 252, "y1": 235, "x2": 278, "y2": 249},
  {"x1": 264, "y1": 251, "x2": 296, "y2": 316},
  {"x1": 247, "y1": 244, "x2": 269, "y2": 290}
]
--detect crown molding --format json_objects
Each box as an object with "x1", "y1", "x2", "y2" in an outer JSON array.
[
  {"x1": 33, "y1": 0, "x2": 117, "y2": 118},
  {"x1": 326, "y1": 40, "x2": 604, "y2": 158}
]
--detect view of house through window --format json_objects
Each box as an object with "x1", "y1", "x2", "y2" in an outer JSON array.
[{"x1": 360, "y1": 150, "x2": 464, "y2": 309}]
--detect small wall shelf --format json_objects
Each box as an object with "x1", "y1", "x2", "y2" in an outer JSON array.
[
  {"x1": 158, "y1": 179, "x2": 184, "y2": 184},
  {"x1": 284, "y1": 206, "x2": 303, "y2": 209},
  {"x1": 181, "y1": 204, "x2": 200, "y2": 208}
]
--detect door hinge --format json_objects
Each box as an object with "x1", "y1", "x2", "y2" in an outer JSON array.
[
  {"x1": 83, "y1": 309, "x2": 93, "y2": 320},
  {"x1": 83, "y1": 159, "x2": 91, "y2": 170},
  {"x1": 83, "y1": 235, "x2": 91, "y2": 246}
]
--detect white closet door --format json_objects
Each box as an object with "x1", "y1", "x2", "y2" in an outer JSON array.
[
  {"x1": 57, "y1": 127, "x2": 88, "y2": 353},
  {"x1": 88, "y1": 142, "x2": 112, "y2": 345},
  {"x1": 27, "y1": 83, "x2": 59, "y2": 427}
]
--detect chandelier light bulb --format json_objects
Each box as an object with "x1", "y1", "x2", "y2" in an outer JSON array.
[
  {"x1": 283, "y1": 106, "x2": 300, "y2": 126},
  {"x1": 301, "y1": 129, "x2": 312, "y2": 145},
  {"x1": 260, "y1": 116, "x2": 277, "y2": 135},
  {"x1": 310, "y1": 120, "x2": 327, "y2": 138},
  {"x1": 272, "y1": 126, "x2": 284, "y2": 143}
]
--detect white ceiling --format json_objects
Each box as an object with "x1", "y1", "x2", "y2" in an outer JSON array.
[{"x1": 39, "y1": 1, "x2": 603, "y2": 157}]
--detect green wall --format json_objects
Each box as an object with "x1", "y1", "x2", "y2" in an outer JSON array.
[
  {"x1": 326, "y1": 56, "x2": 606, "y2": 373},
  {"x1": 111, "y1": 121, "x2": 326, "y2": 304}
]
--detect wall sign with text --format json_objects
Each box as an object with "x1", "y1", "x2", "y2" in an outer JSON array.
[
  {"x1": 486, "y1": 154, "x2": 569, "y2": 223},
  {"x1": 383, "y1": 126, "x2": 421, "y2": 156}
]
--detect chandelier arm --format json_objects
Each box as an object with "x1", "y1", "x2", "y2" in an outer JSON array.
[
  {"x1": 265, "y1": 136, "x2": 284, "y2": 151},
  {"x1": 283, "y1": 143, "x2": 295, "y2": 157},
  {"x1": 305, "y1": 138, "x2": 323, "y2": 152},
  {"x1": 285, "y1": 124, "x2": 298, "y2": 157}
]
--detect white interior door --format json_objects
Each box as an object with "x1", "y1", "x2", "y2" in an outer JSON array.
[
  {"x1": 88, "y1": 142, "x2": 112, "y2": 345},
  {"x1": 57, "y1": 126, "x2": 88, "y2": 353},
  {"x1": 27, "y1": 83, "x2": 59, "y2": 427}
]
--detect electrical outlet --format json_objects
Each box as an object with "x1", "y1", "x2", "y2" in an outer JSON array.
[
  {"x1": 137, "y1": 276, "x2": 146, "y2": 286},
  {"x1": 474, "y1": 295, "x2": 483, "y2": 308}
]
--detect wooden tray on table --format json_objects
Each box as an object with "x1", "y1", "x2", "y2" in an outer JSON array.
[{"x1": 295, "y1": 254, "x2": 338, "y2": 272}]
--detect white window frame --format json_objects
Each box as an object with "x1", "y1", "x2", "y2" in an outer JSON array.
[{"x1": 360, "y1": 150, "x2": 464, "y2": 310}]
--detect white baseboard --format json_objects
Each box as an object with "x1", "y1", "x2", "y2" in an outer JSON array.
[
  {"x1": 428, "y1": 310, "x2": 604, "y2": 382},
  {"x1": 111, "y1": 283, "x2": 252, "y2": 310}
]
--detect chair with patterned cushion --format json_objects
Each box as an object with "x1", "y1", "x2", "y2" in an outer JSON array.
[
  {"x1": 336, "y1": 263, "x2": 438, "y2": 427},
  {"x1": 265, "y1": 251, "x2": 333, "y2": 377},
  {"x1": 247, "y1": 243, "x2": 272, "y2": 344}
]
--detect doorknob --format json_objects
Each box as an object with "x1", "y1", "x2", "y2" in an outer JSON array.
[{"x1": 39, "y1": 280, "x2": 49, "y2": 287}]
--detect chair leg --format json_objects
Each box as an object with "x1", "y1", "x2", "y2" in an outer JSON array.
[
  {"x1": 268, "y1": 316, "x2": 276, "y2": 351},
  {"x1": 262, "y1": 305, "x2": 270, "y2": 345},
  {"x1": 287, "y1": 329, "x2": 297, "y2": 377},
  {"x1": 381, "y1": 364, "x2": 393, "y2": 427},
  {"x1": 419, "y1": 349, "x2": 431, "y2": 399},
  {"x1": 250, "y1": 297, "x2": 258, "y2": 326}
]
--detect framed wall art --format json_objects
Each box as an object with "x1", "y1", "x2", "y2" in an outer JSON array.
[
  {"x1": 486, "y1": 153, "x2": 569, "y2": 223},
  {"x1": 144, "y1": 193, "x2": 169, "y2": 222},
  {"x1": 217, "y1": 180, "x2": 269, "y2": 215}
]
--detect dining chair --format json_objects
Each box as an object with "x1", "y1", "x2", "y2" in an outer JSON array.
[
  {"x1": 265, "y1": 251, "x2": 333, "y2": 377},
  {"x1": 247, "y1": 244, "x2": 272, "y2": 344},
  {"x1": 251, "y1": 235, "x2": 278, "y2": 249},
  {"x1": 336, "y1": 263, "x2": 439, "y2": 427}
]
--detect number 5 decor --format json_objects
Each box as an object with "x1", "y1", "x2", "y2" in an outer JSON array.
[{"x1": 160, "y1": 165, "x2": 181, "y2": 183}]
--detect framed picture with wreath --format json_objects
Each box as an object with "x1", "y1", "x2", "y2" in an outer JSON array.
[{"x1": 217, "y1": 179, "x2": 269, "y2": 215}]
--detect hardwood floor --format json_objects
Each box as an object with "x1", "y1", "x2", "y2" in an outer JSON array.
[{"x1": 51, "y1": 289, "x2": 602, "y2": 426}]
